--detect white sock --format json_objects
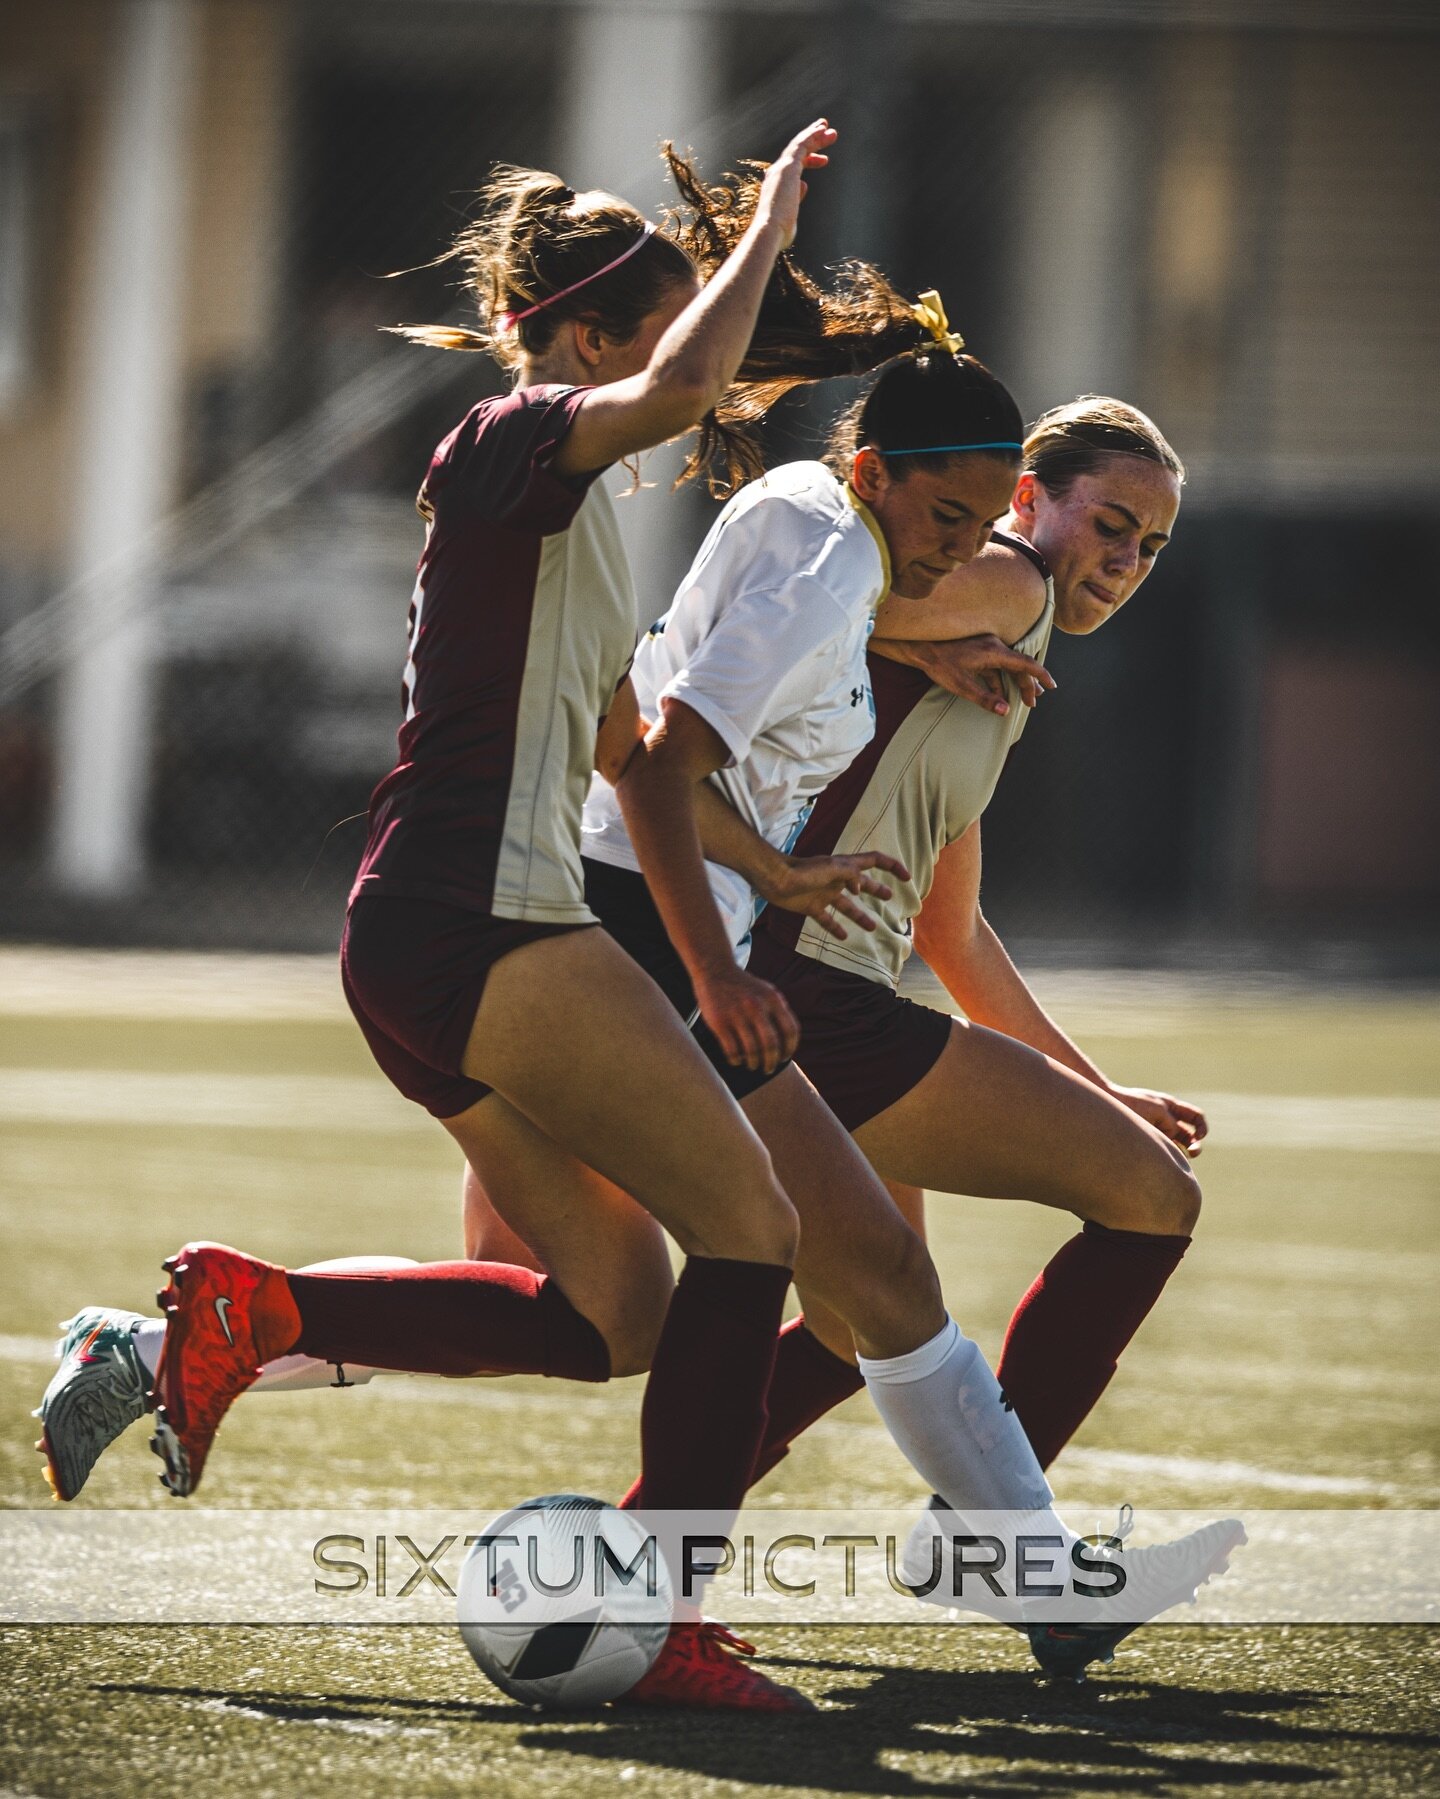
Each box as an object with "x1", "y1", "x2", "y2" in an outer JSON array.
[
  {"x1": 132, "y1": 1319, "x2": 165, "y2": 1381},
  {"x1": 133, "y1": 1255, "x2": 419, "y2": 1393},
  {"x1": 858, "y1": 1316, "x2": 1078, "y2": 1581}
]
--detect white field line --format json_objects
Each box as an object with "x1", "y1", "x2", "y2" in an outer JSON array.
[
  {"x1": 0, "y1": 948, "x2": 346, "y2": 1021},
  {"x1": 1, "y1": 1065, "x2": 1438, "y2": 1151},
  {"x1": 0, "y1": 1330, "x2": 1422, "y2": 1504},
  {"x1": 3, "y1": 944, "x2": 1428, "y2": 1028}
]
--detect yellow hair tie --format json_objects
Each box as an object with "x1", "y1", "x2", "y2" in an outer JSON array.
[{"x1": 911, "y1": 289, "x2": 965, "y2": 356}]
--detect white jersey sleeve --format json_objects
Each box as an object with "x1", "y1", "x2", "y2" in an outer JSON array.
[{"x1": 660, "y1": 567, "x2": 854, "y2": 767}]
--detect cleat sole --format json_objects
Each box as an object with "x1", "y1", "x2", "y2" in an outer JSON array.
[{"x1": 150, "y1": 1414, "x2": 191, "y2": 1497}]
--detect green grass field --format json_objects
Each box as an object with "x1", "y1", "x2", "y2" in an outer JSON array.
[{"x1": 0, "y1": 949, "x2": 1436, "y2": 1797}]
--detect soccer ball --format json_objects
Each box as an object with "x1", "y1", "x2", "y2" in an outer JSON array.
[{"x1": 457, "y1": 1494, "x2": 673, "y2": 1709}]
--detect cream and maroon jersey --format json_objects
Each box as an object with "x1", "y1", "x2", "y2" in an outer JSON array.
[
  {"x1": 582, "y1": 460, "x2": 889, "y2": 955},
  {"x1": 353, "y1": 384, "x2": 638, "y2": 926},
  {"x1": 757, "y1": 531, "x2": 1054, "y2": 987}
]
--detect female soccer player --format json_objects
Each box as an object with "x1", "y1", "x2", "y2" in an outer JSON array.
[
  {"x1": 65, "y1": 123, "x2": 858, "y2": 1712},
  {"x1": 742, "y1": 398, "x2": 1207, "y2": 1502}
]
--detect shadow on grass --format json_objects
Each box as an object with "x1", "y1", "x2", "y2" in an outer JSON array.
[{"x1": 95, "y1": 1663, "x2": 1434, "y2": 1796}]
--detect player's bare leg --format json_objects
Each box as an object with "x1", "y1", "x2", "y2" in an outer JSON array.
[
  {"x1": 738, "y1": 1067, "x2": 944, "y2": 1360},
  {"x1": 460, "y1": 928, "x2": 795, "y2": 1267},
  {"x1": 443, "y1": 1095, "x2": 673, "y2": 1379},
  {"x1": 851, "y1": 1016, "x2": 1199, "y2": 1232}
]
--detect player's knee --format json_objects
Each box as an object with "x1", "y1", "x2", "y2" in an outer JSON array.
[
  {"x1": 851, "y1": 1218, "x2": 941, "y2": 1341},
  {"x1": 1168, "y1": 1161, "x2": 1203, "y2": 1235},
  {"x1": 1133, "y1": 1151, "x2": 1202, "y2": 1236},
  {"x1": 604, "y1": 1311, "x2": 664, "y2": 1380},
  {"x1": 890, "y1": 1219, "x2": 942, "y2": 1310},
  {"x1": 744, "y1": 1182, "x2": 801, "y2": 1266},
  {"x1": 673, "y1": 1145, "x2": 799, "y2": 1265}
]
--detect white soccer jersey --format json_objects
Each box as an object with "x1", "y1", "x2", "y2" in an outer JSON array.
[{"x1": 581, "y1": 460, "x2": 890, "y2": 955}]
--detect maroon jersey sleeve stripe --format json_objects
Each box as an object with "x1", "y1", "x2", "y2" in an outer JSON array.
[
  {"x1": 757, "y1": 650, "x2": 932, "y2": 954},
  {"x1": 427, "y1": 385, "x2": 598, "y2": 535}
]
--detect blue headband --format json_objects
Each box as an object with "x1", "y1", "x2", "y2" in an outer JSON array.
[{"x1": 883, "y1": 441, "x2": 1023, "y2": 455}]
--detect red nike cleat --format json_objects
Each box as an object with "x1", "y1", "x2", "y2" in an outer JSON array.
[
  {"x1": 150, "y1": 1242, "x2": 300, "y2": 1497},
  {"x1": 616, "y1": 1621, "x2": 815, "y2": 1712}
]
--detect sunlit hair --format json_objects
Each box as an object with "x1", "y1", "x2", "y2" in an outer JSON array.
[
  {"x1": 1024, "y1": 396, "x2": 1185, "y2": 496},
  {"x1": 389, "y1": 149, "x2": 941, "y2": 496},
  {"x1": 822, "y1": 351, "x2": 1024, "y2": 480}
]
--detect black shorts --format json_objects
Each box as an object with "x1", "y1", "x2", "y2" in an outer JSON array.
[
  {"x1": 582, "y1": 858, "x2": 788, "y2": 1105},
  {"x1": 342, "y1": 896, "x2": 589, "y2": 1119},
  {"x1": 746, "y1": 932, "x2": 951, "y2": 1131}
]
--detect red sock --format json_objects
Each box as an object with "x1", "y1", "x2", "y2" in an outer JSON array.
[
  {"x1": 995, "y1": 1221, "x2": 1190, "y2": 1468},
  {"x1": 288, "y1": 1262, "x2": 609, "y2": 1381},
  {"x1": 628, "y1": 1256, "x2": 791, "y2": 1515},
  {"x1": 617, "y1": 1315, "x2": 862, "y2": 1509}
]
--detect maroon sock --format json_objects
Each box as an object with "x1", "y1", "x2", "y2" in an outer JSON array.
[
  {"x1": 742, "y1": 1316, "x2": 865, "y2": 1487},
  {"x1": 629, "y1": 1256, "x2": 791, "y2": 1515},
  {"x1": 288, "y1": 1262, "x2": 609, "y2": 1382},
  {"x1": 617, "y1": 1315, "x2": 862, "y2": 1510},
  {"x1": 995, "y1": 1221, "x2": 1190, "y2": 1468}
]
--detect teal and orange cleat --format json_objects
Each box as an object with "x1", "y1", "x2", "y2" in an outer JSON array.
[
  {"x1": 34, "y1": 1307, "x2": 152, "y2": 1501},
  {"x1": 150, "y1": 1242, "x2": 300, "y2": 1497},
  {"x1": 617, "y1": 1621, "x2": 815, "y2": 1713}
]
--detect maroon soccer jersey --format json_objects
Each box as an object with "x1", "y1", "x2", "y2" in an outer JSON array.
[
  {"x1": 353, "y1": 385, "x2": 640, "y2": 923},
  {"x1": 757, "y1": 530, "x2": 1054, "y2": 987}
]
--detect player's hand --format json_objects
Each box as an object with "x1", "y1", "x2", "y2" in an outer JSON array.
[
  {"x1": 913, "y1": 636, "x2": 1057, "y2": 716},
  {"x1": 692, "y1": 963, "x2": 800, "y2": 1074},
  {"x1": 761, "y1": 849, "x2": 911, "y2": 941},
  {"x1": 754, "y1": 120, "x2": 837, "y2": 249},
  {"x1": 1108, "y1": 1084, "x2": 1209, "y2": 1158}
]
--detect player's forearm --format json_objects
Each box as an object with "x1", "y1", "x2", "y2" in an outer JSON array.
[
  {"x1": 922, "y1": 915, "x2": 1111, "y2": 1089},
  {"x1": 646, "y1": 217, "x2": 786, "y2": 414},
  {"x1": 616, "y1": 750, "x2": 739, "y2": 982},
  {"x1": 693, "y1": 781, "x2": 788, "y2": 894},
  {"x1": 869, "y1": 636, "x2": 942, "y2": 670}
]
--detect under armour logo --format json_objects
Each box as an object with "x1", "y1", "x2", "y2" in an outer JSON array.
[
  {"x1": 999, "y1": 1389, "x2": 1014, "y2": 1413},
  {"x1": 850, "y1": 686, "x2": 866, "y2": 707}
]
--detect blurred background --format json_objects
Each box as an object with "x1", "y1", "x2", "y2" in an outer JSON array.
[{"x1": 0, "y1": 0, "x2": 1436, "y2": 967}]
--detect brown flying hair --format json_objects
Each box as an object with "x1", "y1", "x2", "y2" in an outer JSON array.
[
  {"x1": 390, "y1": 148, "x2": 936, "y2": 496},
  {"x1": 1024, "y1": 396, "x2": 1185, "y2": 495}
]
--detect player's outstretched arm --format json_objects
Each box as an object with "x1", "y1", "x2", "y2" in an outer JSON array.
[{"x1": 555, "y1": 121, "x2": 837, "y2": 476}]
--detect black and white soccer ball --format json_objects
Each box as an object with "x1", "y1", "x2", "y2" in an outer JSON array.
[{"x1": 458, "y1": 1494, "x2": 673, "y2": 1709}]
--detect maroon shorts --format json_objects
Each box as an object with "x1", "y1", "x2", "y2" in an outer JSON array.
[
  {"x1": 341, "y1": 894, "x2": 590, "y2": 1119},
  {"x1": 747, "y1": 933, "x2": 952, "y2": 1131}
]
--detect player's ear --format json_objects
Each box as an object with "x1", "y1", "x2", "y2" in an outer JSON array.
[
  {"x1": 851, "y1": 447, "x2": 888, "y2": 503},
  {"x1": 573, "y1": 319, "x2": 607, "y2": 370},
  {"x1": 1010, "y1": 469, "x2": 1039, "y2": 524}
]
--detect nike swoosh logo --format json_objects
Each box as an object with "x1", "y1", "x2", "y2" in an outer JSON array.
[{"x1": 213, "y1": 1295, "x2": 235, "y2": 1346}]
